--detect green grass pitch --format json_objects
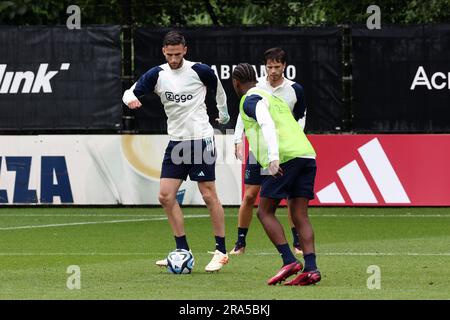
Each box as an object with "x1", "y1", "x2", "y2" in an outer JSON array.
[{"x1": 0, "y1": 207, "x2": 449, "y2": 299}]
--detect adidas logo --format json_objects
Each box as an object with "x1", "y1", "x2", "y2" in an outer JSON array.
[
  {"x1": 317, "y1": 138, "x2": 410, "y2": 204},
  {"x1": 0, "y1": 63, "x2": 70, "y2": 94},
  {"x1": 198, "y1": 171, "x2": 205, "y2": 177}
]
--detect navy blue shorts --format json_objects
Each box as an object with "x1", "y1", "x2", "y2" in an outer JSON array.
[
  {"x1": 160, "y1": 137, "x2": 216, "y2": 181},
  {"x1": 260, "y1": 158, "x2": 316, "y2": 200},
  {"x1": 244, "y1": 152, "x2": 265, "y2": 185}
]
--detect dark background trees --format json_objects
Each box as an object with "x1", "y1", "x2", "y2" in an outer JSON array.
[{"x1": 1, "y1": 0, "x2": 450, "y2": 26}]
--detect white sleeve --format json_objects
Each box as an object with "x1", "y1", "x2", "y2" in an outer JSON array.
[
  {"x1": 234, "y1": 114, "x2": 244, "y2": 144},
  {"x1": 215, "y1": 79, "x2": 228, "y2": 116},
  {"x1": 255, "y1": 99, "x2": 279, "y2": 162},
  {"x1": 122, "y1": 83, "x2": 138, "y2": 105},
  {"x1": 298, "y1": 114, "x2": 306, "y2": 131}
]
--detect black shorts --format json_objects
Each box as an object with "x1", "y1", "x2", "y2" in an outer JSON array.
[
  {"x1": 160, "y1": 137, "x2": 216, "y2": 182},
  {"x1": 260, "y1": 158, "x2": 316, "y2": 200},
  {"x1": 244, "y1": 152, "x2": 265, "y2": 185}
]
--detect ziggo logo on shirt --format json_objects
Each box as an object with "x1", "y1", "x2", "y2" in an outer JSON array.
[{"x1": 165, "y1": 92, "x2": 194, "y2": 103}]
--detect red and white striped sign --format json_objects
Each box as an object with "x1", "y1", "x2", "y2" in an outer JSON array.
[
  {"x1": 309, "y1": 134, "x2": 450, "y2": 206},
  {"x1": 243, "y1": 134, "x2": 450, "y2": 206}
]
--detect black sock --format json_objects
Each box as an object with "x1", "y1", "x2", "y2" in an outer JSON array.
[
  {"x1": 237, "y1": 227, "x2": 248, "y2": 246},
  {"x1": 276, "y1": 243, "x2": 296, "y2": 266},
  {"x1": 291, "y1": 227, "x2": 300, "y2": 248},
  {"x1": 174, "y1": 235, "x2": 189, "y2": 251},
  {"x1": 215, "y1": 236, "x2": 226, "y2": 254},
  {"x1": 303, "y1": 253, "x2": 318, "y2": 272}
]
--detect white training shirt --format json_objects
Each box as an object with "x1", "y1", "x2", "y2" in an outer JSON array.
[
  {"x1": 234, "y1": 75, "x2": 307, "y2": 144},
  {"x1": 122, "y1": 59, "x2": 228, "y2": 141}
]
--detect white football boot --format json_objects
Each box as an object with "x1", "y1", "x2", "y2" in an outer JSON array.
[
  {"x1": 155, "y1": 257, "x2": 168, "y2": 267},
  {"x1": 229, "y1": 245, "x2": 246, "y2": 255},
  {"x1": 205, "y1": 250, "x2": 229, "y2": 272}
]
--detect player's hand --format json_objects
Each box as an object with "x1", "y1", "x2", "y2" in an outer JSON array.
[
  {"x1": 268, "y1": 160, "x2": 283, "y2": 177},
  {"x1": 127, "y1": 99, "x2": 142, "y2": 109},
  {"x1": 235, "y1": 143, "x2": 244, "y2": 161},
  {"x1": 216, "y1": 111, "x2": 230, "y2": 125}
]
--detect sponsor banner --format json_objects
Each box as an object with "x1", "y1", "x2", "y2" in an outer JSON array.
[
  {"x1": 3, "y1": 134, "x2": 448, "y2": 206},
  {"x1": 134, "y1": 27, "x2": 343, "y2": 133},
  {"x1": 0, "y1": 26, "x2": 122, "y2": 131},
  {"x1": 310, "y1": 134, "x2": 450, "y2": 206},
  {"x1": 244, "y1": 134, "x2": 450, "y2": 207},
  {"x1": 352, "y1": 25, "x2": 450, "y2": 132},
  {"x1": 0, "y1": 135, "x2": 241, "y2": 205}
]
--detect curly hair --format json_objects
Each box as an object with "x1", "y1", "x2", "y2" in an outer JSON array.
[{"x1": 232, "y1": 63, "x2": 257, "y2": 83}]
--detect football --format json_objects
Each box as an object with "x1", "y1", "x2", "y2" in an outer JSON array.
[{"x1": 167, "y1": 249, "x2": 195, "y2": 274}]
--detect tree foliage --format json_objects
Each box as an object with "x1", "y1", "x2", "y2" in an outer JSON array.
[{"x1": 1, "y1": 0, "x2": 449, "y2": 25}]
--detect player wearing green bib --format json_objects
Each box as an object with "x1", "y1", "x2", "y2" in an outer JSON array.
[
  {"x1": 232, "y1": 63, "x2": 321, "y2": 286},
  {"x1": 239, "y1": 88, "x2": 315, "y2": 168},
  {"x1": 230, "y1": 48, "x2": 307, "y2": 257}
]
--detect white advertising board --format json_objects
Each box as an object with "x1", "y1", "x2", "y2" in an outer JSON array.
[{"x1": 0, "y1": 135, "x2": 242, "y2": 205}]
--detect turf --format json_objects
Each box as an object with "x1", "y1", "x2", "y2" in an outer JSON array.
[{"x1": 0, "y1": 207, "x2": 449, "y2": 300}]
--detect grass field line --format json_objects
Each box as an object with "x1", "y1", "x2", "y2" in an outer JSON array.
[
  {"x1": 1, "y1": 213, "x2": 450, "y2": 230},
  {"x1": 0, "y1": 214, "x2": 210, "y2": 230},
  {"x1": 0, "y1": 214, "x2": 171, "y2": 217},
  {"x1": 0, "y1": 252, "x2": 449, "y2": 257},
  {"x1": 1, "y1": 213, "x2": 450, "y2": 218},
  {"x1": 257, "y1": 252, "x2": 450, "y2": 257}
]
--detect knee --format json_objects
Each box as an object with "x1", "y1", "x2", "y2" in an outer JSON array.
[
  {"x1": 201, "y1": 190, "x2": 218, "y2": 206},
  {"x1": 243, "y1": 191, "x2": 258, "y2": 205},
  {"x1": 158, "y1": 192, "x2": 176, "y2": 206}
]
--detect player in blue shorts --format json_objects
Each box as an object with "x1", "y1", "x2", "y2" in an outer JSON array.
[
  {"x1": 231, "y1": 48, "x2": 307, "y2": 256},
  {"x1": 123, "y1": 31, "x2": 230, "y2": 272},
  {"x1": 231, "y1": 63, "x2": 321, "y2": 286}
]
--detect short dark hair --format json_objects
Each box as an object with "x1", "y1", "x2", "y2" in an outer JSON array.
[
  {"x1": 163, "y1": 31, "x2": 186, "y2": 46},
  {"x1": 263, "y1": 47, "x2": 286, "y2": 64},
  {"x1": 232, "y1": 63, "x2": 257, "y2": 83}
]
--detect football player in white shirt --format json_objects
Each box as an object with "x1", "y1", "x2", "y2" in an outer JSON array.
[
  {"x1": 230, "y1": 48, "x2": 307, "y2": 256},
  {"x1": 123, "y1": 31, "x2": 230, "y2": 272}
]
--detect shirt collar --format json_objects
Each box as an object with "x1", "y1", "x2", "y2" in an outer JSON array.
[{"x1": 265, "y1": 75, "x2": 286, "y2": 91}]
